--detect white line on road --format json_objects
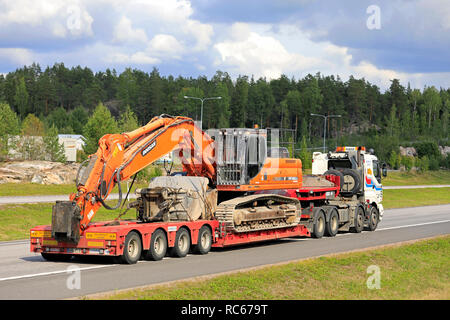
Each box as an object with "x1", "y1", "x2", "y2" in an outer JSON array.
[
  {"x1": 377, "y1": 219, "x2": 450, "y2": 231},
  {"x1": 0, "y1": 264, "x2": 115, "y2": 282}
]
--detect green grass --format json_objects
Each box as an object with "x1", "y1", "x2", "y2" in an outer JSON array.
[
  {"x1": 0, "y1": 201, "x2": 136, "y2": 241},
  {"x1": 0, "y1": 181, "x2": 149, "y2": 197},
  {"x1": 92, "y1": 235, "x2": 450, "y2": 300},
  {"x1": 382, "y1": 188, "x2": 450, "y2": 209},
  {"x1": 382, "y1": 170, "x2": 450, "y2": 186}
]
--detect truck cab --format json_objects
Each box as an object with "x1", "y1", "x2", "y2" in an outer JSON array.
[{"x1": 312, "y1": 146, "x2": 385, "y2": 222}]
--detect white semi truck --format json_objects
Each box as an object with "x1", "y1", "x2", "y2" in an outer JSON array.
[{"x1": 311, "y1": 146, "x2": 387, "y2": 233}]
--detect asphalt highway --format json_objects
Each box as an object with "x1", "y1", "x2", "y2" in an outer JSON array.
[{"x1": 0, "y1": 204, "x2": 448, "y2": 299}]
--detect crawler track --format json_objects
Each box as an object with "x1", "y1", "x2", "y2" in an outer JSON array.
[{"x1": 215, "y1": 194, "x2": 300, "y2": 233}]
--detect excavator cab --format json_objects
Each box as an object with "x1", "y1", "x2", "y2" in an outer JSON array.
[{"x1": 215, "y1": 128, "x2": 267, "y2": 186}]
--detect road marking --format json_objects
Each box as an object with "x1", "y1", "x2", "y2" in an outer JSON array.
[
  {"x1": 0, "y1": 264, "x2": 114, "y2": 282},
  {"x1": 377, "y1": 219, "x2": 450, "y2": 231}
]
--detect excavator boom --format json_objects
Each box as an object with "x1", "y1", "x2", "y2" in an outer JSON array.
[{"x1": 51, "y1": 115, "x2": 215, "y2": 243}]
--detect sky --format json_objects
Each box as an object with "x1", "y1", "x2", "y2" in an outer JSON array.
[{"x1": 0, "y1": 0, "x2": 449, "y2": 91}]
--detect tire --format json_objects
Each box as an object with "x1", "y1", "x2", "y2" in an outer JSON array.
[
  {"x1": 350, "y1": 206, "x2": 365, "y2": 233},
  {"x1": 325, "y1": 208, "x2": 339, "y2": 237},
  {"x1": 41, "y1": 253, "x2": 73, "y2": 262},
  {"x1": 145, "y1": 229, "x2": 167, "y2": 261},
  {"x1": 323, "y1": 169, "x2": 344, "y2": 190},
  {"x1": 341, "y1": 169, "x2": 361, "y2": 195},
  {"x1": 169, "y1": 228, "x2": 191, "y2": 258},
  {"x1": 366, "y1": 206, "x2": 379, "y2": 231},
  {"x1": 312, "y1": 209, "x2": 326, "y2": 239},
  {"x1": 121, "y1": 231, "x2": 142, "y2": 264},
  {"x1": 193, "y1": 226, "x2": 212, "y2": 255}
]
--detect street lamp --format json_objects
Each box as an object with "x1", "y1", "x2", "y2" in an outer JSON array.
[
  {"x1": 184, "y1": 96, "x2": 222, "y2": 129},
  {"x1": 310, "y1": 113, "x2": 342, "y2": 152}
]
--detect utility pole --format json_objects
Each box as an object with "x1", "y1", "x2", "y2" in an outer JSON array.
[
  {"x1": 184, "y1": 96, "x2": 222, "y2": 130},
  {"x1": 311, "y1": 113, "x2": 342, "y2": 152}
]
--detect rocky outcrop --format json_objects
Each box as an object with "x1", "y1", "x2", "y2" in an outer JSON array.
[
  {"x1": 0, "y1": 161, "x2": 79, "y2": 184},
  {"x1": 439, "y1": 146, "x2": 450, "y2": 156},
  {"x1": 399, "y1": 146, "x2": 417, "y2": 157}
]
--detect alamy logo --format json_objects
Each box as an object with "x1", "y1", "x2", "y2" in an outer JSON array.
[
  {"x1": 366, "y1": 5, "x2": 381, "y2": 30},
  {"x1": 66, "y1": 265, "x2": 81, "y2": 290},
  {"x1": 366, "y1": 265, "x2": 381, "y2": 289}
]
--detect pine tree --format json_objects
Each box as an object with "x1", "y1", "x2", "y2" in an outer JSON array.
[
  {"x1": 14, "y1": 77, "x2": 29, "y2": 117},
  {"x1": 83, "y1": 103, "x2": 119, "y2": 154},
  {"x1": 0, "y1": 103, "x2": 20, "y2": 160},
  {"x1": 299, "y1": 136, "x2": 312, "y2": 170},
  {"x1": 44, "y1": 125, "x2": 66, "y2": 162}
]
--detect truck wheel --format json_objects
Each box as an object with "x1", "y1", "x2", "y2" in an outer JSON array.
[
  {"x1": 351, "y1": 206, "x2": 364, "y2": 233},
  {"x1": 170, "y1": 228, "x2": 191, "y2": 258},
  {"x1": 325, "y1": 209, "x2": 339, "y2": 237},
  {"x1": 145, "y1": 229, "x2": 167, "y2": 261},
  {"x1": 193, "y1": 225, "x2": 212, "y2": 255},
  {"x1": 367, "y1": 206, "x2": 379, "y2": 231},
  {"x1": 341, "y1": 169, "x2": 361, "y2": 195},
  {"x1": 312, "y1": 209, "x2": 326, "y2": 238},
  {"x1": 41, "y1": 253, "x2": 73, "y2": 262},
  {"x1": 121, "y1": 231, "x2": 142, "y2": 264}
]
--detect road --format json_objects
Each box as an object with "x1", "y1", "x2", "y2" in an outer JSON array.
[
  {"x1": 1, "y1": 185, "x2": 449, "y2": 204},
  {"x1": 0, "y1": 204, "x2": 448, "y2": 299}
]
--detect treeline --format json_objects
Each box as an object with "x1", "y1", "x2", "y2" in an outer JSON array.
[{"x1": 0, "y1": 62, "x2": 449, "y2": 166}]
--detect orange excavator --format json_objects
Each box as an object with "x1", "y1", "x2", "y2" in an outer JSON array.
[{"x1": 51, "y1": 114, "x2": 304, "y2": 243}]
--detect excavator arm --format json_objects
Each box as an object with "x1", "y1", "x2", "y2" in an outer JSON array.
[{"x1": 51, "y1": 115, "x2": 215, "y2": 243}]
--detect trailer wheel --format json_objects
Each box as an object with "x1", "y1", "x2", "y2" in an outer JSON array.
[
  {"x1": 170, "y1": 228, "x2": 191, "y2": 258},
  {"x1": 351, "y1": 206, "x2": 364, "y2": 233},
  {"x1": 145, "y1": 229, "x2": 167, "y2": 261},
  {"x1": 312, "y1": 209, "x2": 326, "y2": 238},
  {"x1": 121, "y1": 231, "x2": 142, "y2": 264},
  {"x1": 41, "y1": 253, "x2": 73, "y2": 262},
  {"x1": 366, "y1": 206, "x2": 379, "y2": 231},
  {"x1": 325, "y1": 209, "x2": 339, "y2": 237},
  {"x1": 193, "y1": 225, "x2": 212, "y2": 255}
]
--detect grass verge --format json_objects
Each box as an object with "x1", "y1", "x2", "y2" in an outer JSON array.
[
  {"x1": 382, "y1": 188, "x2": 450, "y2": 209},
  {"x1": 0, "y1": 181, "x2": 149, "y2": 197},
  {"x1": 0, "y1": 201, "x2": 133, "y2": 241},
  {"x1": 90, "y1": 235, "x2": 450, "y2": 300},
  {"x1": 382, "y1": 170, "x2": 450, "y2": 186}
]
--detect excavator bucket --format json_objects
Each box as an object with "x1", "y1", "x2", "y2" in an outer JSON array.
[{"x1": 51, "y1": 201, "x2": 82, "y2": 243}]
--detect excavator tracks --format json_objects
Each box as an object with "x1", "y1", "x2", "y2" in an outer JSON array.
[{"x1": 215, "y1": 194, "x2": 301, "y2": 233}]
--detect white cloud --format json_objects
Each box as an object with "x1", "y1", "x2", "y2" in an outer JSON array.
[
  {"x1": 113, "y1": 16, "x2": 148, "y2": 44},
  {"x1": 148, "y1": 34, "x2": 184, "y2": 59},
  {"x1": 213, "y1": 22, "x2": 450, "y2": 90},
  {"x1": 0, "y1": 0, "x2": 94, "y2": 38},
  {"x1": 0, "y1": 48, "x2": 34, "y2": 66},
  {"x1": 214, "y1": 23, "x2": 321, "y2": 79},
  {"x1": 106, "y1": 51, "x2": 160, "y2": 65}
]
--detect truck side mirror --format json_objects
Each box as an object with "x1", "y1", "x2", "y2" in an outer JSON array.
[{"x1": 382, "y1": 163, "x2": 387, "y2": 177}]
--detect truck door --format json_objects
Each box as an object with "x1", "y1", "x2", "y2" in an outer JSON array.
[{"x1": 364, "y1": 157, "x2": 383, "y2": 204}]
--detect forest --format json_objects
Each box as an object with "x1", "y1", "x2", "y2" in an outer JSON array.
[{"x1": 0, "y1": 62, "x2": 448, "y2": 169}]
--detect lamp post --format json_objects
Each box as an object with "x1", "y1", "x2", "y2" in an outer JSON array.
[
  {"x1": 310, "y1": 113, "x2": 342, "y2": 152},
  {"x1": 184, "y1": 96, "x2": 222, "y2": 130}
]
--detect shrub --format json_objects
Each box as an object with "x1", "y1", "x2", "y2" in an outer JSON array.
[{"x1": 413, "y1": 141, "x2": 440, "y2": 159}]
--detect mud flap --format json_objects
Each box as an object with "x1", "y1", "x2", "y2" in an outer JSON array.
[{"x1": 51, "y1": 201, "x2": 82, "y2": 243}]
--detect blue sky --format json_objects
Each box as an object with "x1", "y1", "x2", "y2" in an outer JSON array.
[{"x1": 0, "y1": 0, "x2": 449, "y2": 91}]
